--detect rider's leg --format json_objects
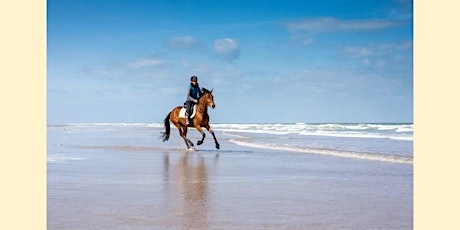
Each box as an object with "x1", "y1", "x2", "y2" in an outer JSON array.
[{"x1": 185, "y1": 100, "x2": 192, "y2": 125}]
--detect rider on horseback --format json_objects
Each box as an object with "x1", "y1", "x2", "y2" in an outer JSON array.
[{"x1": 186, "y1": 75, "x2": 204, "y2": 125}]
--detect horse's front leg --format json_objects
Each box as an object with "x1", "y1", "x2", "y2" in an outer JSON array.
[
  {"x1": 195, "y1": 125, "x2": 206, "y2": 145},
  {"x1": 205, "y1": 125, "x2": 220, "y2": 149}
]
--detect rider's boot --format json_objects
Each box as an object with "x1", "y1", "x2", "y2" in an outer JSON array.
[{"x1": 185, "y1": 112, "x2": 190, "y2": 126}]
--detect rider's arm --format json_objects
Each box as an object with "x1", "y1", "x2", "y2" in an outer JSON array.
[{"x1": 187, "y1": 87, "x2": 198, "y2": 103}]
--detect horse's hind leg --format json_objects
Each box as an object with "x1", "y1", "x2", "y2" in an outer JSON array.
[
  {"x1": 174, "y1": 123, "x2": 194, "y2": 149},
  {"x1": 184, "y1": 137, "x2": 194, "y2": 148},
  {"x1": 182, "y1": 126, "x2": 194, "y2": 148},
  {"x1": 205, "y1": 125, "x2": 220, "y2": 149},
  {"x1": 179, "y1": 135, "x2": 193, "y2": 149}
]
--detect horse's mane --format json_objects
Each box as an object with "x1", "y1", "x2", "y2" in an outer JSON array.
[{"x1": 202, "y1": 88, "x2": 211, "y2": 94}]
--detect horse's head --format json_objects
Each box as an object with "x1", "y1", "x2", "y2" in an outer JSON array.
[{"x1": 201, "y1": 88, "x2": 215, "y2": 109}]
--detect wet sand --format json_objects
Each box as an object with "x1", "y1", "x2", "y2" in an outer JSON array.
[{"x1": 47, "y1": 126, "x2": 412, "y2": 229}]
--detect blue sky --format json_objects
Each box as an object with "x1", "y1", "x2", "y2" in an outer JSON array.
[{"x1": 47, "y1": 0, "x2": 413, "y2": 124}]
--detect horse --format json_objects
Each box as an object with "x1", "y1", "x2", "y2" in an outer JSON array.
[{"x1": 161, "y1": 88, "x2": 220, "y2": 150}]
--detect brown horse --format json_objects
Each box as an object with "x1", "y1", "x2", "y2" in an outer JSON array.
[{"x1": 162, "y1": 88, "x2": 220, "y2": 150}]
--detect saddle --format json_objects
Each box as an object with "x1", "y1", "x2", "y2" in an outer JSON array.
[{"x1": 179, "y1": 105, "x2": 197, "y2": 119}]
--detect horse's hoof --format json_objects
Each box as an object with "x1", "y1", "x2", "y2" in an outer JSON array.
[
  {"x1": 187, "y1": 147, "x2": 195, "y2": 152},
  {"x1": 216, "y1": 143, "x2": 220, "y2": 149},
  {"x1": 197, "y1": 140, "x2": 203, "y2": 145}
]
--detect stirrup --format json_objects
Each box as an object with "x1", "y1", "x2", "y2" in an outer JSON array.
[{"x1": 185, "y1": 115, "x2": 191, "y2": 125}]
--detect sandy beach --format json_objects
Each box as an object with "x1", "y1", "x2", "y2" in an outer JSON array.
[{"x1": 48, "y1": 123, "x2": 412, "y2": 229}]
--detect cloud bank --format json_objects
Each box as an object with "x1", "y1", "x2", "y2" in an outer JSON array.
[{"x1": 129, "y1": 57, "x2": 164, "y2": 69}]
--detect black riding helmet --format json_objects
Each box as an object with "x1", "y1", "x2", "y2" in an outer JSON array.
[{"x1": 190, "y1": 76, "x2": 198, "y2": 82}]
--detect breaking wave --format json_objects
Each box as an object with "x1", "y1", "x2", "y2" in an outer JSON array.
[{"x1": 229, "y1": 139, "x2": 413, "y2": 164}]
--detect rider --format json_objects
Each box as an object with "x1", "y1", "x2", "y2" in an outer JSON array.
[{"x1": 186, "y1": 75, "x2": 204, "y2": 125}]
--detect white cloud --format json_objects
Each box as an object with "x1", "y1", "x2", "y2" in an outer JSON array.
[
  {"x1": 343, "y1": 41, "x2": 412, "y2": 60},
  {"x1": 129, "y1": 57, "x2": 164, "y2": 69},
  {"x1": 166, "y1": 35, "x2": 200, "y2": 50},
  {"x1": 344, "y1": 47, "x2": 373, "y2": 58},
  {"x1": 284, "y1": 17, "x2": 408, "y2": 47},
  {"x1": 380, "y1": 41, "x2": 413, "y2": 51},
  {"x1": 80, "y1": 68, "x2": 111, "y2": 77},
  {"x1": 291, "y1": 33, "x2": 315, "y2": 46},
  {"x1": 213, "y1": 38, "x2": 241, "y2": 62},
  {"x1": 376, "y1": 60, "x2": 386, "y2": 67},
  {"x1": 285, "y1": 17, "x2": 403, "y2": 33}
]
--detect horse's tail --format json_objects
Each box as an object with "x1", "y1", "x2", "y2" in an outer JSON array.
[{"x1": 161, "y1": 112, "x2": 171, "y2": 142}]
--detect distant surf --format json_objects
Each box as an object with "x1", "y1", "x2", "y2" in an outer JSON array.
[{"x1": 213, "y1": 123, "x2": 413, "y2": 141}]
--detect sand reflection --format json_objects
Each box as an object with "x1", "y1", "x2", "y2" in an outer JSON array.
[{"x1": 163, "y1": 153, "x2": 210, "y2": 229}]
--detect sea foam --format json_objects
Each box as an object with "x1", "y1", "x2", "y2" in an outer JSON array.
[{"x1": 229, "y1": 139, "x2": 413, "y2": 164}]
